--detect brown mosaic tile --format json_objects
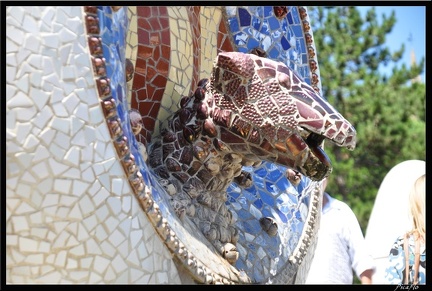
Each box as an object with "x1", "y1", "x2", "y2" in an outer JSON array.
[
  {"x1": 131, "y1": 6, "x2": 170, "y2": 147},
  {"x1": 217, "y1": 16, "x2": 234, "y2": 53},
  {"x1": 187, "y1": 6, "x2": 201, "y2": 91}
]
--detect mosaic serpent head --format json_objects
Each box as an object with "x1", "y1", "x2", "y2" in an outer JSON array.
[{"x1": 147, "y1": 51, "x2": 356, "y2": 264}]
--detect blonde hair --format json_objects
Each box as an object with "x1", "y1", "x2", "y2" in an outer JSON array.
[{"x1": 408, "y1": 174, "x2": 425, "y2": 242}]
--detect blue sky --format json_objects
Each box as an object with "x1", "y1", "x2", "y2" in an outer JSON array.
[{"x1": 357, "y1": 6, "x2": 426, "y2": 82}]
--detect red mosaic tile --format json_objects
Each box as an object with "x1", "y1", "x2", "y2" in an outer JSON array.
[
  {"x1": 131, "y1": 6, "x2": 170, "y2": 146},
  {"x1": 156, "y1": 59, "x2": 169, "y2": 75},
  {"x1": 187, "y1": 6, "x2": 201, "y2": 91},
  {"x1": 218, "y1": 17, "x2": 234, "y2": 53}
]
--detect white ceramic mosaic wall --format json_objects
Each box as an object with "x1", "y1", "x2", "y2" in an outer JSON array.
[{"x1": 6, "y1": 6, "x2": 183, "y2": 284}]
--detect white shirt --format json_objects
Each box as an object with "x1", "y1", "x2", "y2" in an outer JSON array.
[{"x1": 305, "y1": 192, "x2": 376, "y2": 284}]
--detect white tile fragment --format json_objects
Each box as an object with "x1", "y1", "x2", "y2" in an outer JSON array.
[
  {"x1": 66, "y1": 234, "x2": 79, "y2": 248},
  {"x1": 59, "y1": 27, "x2": 77, "y2": 43},
  {"x1": 112, "y1": 178, "x2": 123, "y2": 196},
  {"x1": 32, "y1": 145, "x2": 50, "y2": 163},
  {"x1": 32, "y1": 161, "x2": 50, "y2": 180},
  {"x1": 104, "y1": 216, "x2": 120, "y2": 234},
  {"x1": 63, "y1": 81, "x2": 77, "y2": 96},
  {"x1": 89, "y1": 106, "x2": 104, "y2": 124},
  {"x1": 16, "y1": 74, "x2": 29, "y2": 94},
  {"x1": 15, "y1": 151, "x2": 33, "y2": 169},
  {"x1": 41, "y1": 193, "x2": 59, "y2": 208},
  {"x1": 93, "y1": 187, "x2": 110, "y2": 208},
  {"x1": 59, "y1": 44, "x2": 72, "y2": 65},
  {"x1": 61, "y1": 66, "x2": 76, "y2": 80},
  {"x1": 7, "y1": 6, "x2": 25, "y2": 25},
  {"x1": 29, "y1": 7, "x2": 41, "y2": 19},
  {"x1": 72, "y1": 180, "x2": 89, "y2": 197},
  {"x1": 80, "y1": 256, "x2": 94, "y2": 269},
  {"x1": 112, "y1": 255, "x2": 127, "y2": 274},
  {"x1": 85, "y1": 238, "x2": 102, "y2": 255},
  {"x1": 107, "y1": 197, "x2": 122, "y2": 216},
  {"x1": 47, "y1": 157, "x2": 68, "y2": 176},
  {"x1": 15, "y1": 122, "x2": 31, "y2": 145},
  {"x1": 29, "y1": 190, "x2": 43, "y2": 210},
  {"x1": 7, "y1": 91, "x2": 33, "y2": 108},
  {"x1": 15, "y1": 107, "x2": 38, "y2": 122},
  {"x1": 39, "y1": 127, "x2": 56, "y2": 146},
  {"x1": 49, "y1": 116, "x2": 72, "y2": 135},
  {"x1": 19, "y1": 237, "x2": 38, "y2": 252},
  {"x1": 23, "y1": 134, "x2": 39, "y2": 151},
  {"x1": 41, "y1": 7, "x2": 55, "y2": 25},
  {"x1": 6, "y1": 53, "x2": 17, "y2": 66},
  {"x1": 83, "y1": 216, "x2": 96, "y2": 234},
  {"x1": 6, "y1": 66, "x2": 17, "y2": 83},
  {"x1": 108, "y1": 229, "x2": 125, "y2": 248},
  {"x1": 81, "y1": 166, "x2": 95, "y2": 183},
  {"x1": 94, "y1": 255, "x2": 110, "y2": 275},
  {"x1": 66, "y1": 258, "x2": 78, "y2": 270},
  {"x1": 71, "y1": 117, "x2": 84, "y2": 135},
  {"x1": 75, "y1": 77, "x2": 86, "y2": 88},
  {"x1": 68, "y1": 204, "x2": 83, "y2": 221},
  {"x1": 6, "y1": 40, "x2": 18, "y2": 55},
  {"x1": 30, "y1": 227, "x2": 48, "y2": 239},
  {"x1": 28, "y1": 53, "x2": 43, "y2": 68},
  {"x1": 63, "y1": 93, "x2": 80, "y2": 115},
  {"x1": 121, "y1": 196, "x2": 132, "y2": 213},
  {"x1": 12, "y1": 216, "x2": 29, "y2": 232},
  {"x1": 21, "y1": 171, "x2": 37, "y2": 184},
  {"x1": 36, "y1": 178, "x2": 53, "y2": 195},
  {"x1": 7, "y1": 160, "x2": 21, "y2": 176},
  {"x1": 130, "y1": 268, "x2": 146, "y2": 283},
  {"x1": 103, "y1": 266, "x2": 116, "y2": 282},
  {"x1": 70, "y1": 243, "x2": 85, "y2": 257},
  {"x1": 22, "y1": 15, "x2": 39, "y2": 34},
  {"x1": 30, "y1": 87, "x2": 49, "y2": 110},
  {"x1": 126, "y1": 249, "x2": 140, "y2": 268},
  {"x1": 29, "y1": 212, "x2": 43, "y2": 225},
  {"x1": 6, "y1": 176, "x2": 19, "y2": 190},
  {"x1": 52, "y1": 102, "x2": 69, "y2": 117},
  {"x1": 16, "y1": 47, "x2": 31, "y2": 64},
  {"x1": 75, "y1": 103, "x2": 89, "y2": 122},
  {"x1": 54, "y1": 179, "x2": 72, "y2": 194},
  {"x1": 51, "y1": 86, "x2": 65, "y2": 103},
  {"x1": 101, "y1": 240, "x2": 117, "y2": 258},
  {"x1": 7, "y1": 84, "x2": 17, "y2": 100},
  {"x1": 54, "y1": 131, "x2": 71, "y2": 150},
  {"x1": 54, "y1": 250, "x2": 67, "y2": 268},
  {"x1": 41, "y1": 56, "x2": 55, "y2": 75},
  {"x1": 96, "y1": 123, "x2": 112, "y2": 143},
  {"x1": 79, "y1": 196, "x2": 95, "y2": 216},
  {"x1": 7, "y1": 26, "x2": 25, "y2": 46},
  {"x1": 16, "y1": 62, "x2": 33, "y2": 79},
  {"x1": 64, "y1": 146, "x2": 80, "y2": 167},
  {"x1": 119, "y1": 218, "x2": 132, "y2": 237},
  {"x1": 43, "y1": 34, "x2": 60, "y2": 49},
  {"x1": 81, "y1": 144, "x2": 94, "y2": 162}
]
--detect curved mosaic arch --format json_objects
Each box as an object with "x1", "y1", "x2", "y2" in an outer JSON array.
[{"x1": 83, "y1": 6, "x2": 324, "y2": 284}]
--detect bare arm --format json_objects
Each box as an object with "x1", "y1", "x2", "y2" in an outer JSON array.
[{"x1": 360, "y1": 269, "x2": 374, "y2": 284}]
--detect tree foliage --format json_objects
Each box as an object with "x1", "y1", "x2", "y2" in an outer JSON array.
[{"x1": 307, "y1": 6, "x2": 426, "y2": 231}]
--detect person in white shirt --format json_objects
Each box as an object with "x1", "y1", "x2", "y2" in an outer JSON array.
[{"x1": 305, "y1": 177, "x2": 376, "y2": 284}]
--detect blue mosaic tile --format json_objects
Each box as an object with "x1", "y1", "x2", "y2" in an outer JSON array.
[{"x1": 95, "y1": 5, "x2": 322, "y2": 283}]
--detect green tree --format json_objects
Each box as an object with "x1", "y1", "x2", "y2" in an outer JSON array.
[{"x1": 308, "y1": 6, "x2": 426, "y2": 232}]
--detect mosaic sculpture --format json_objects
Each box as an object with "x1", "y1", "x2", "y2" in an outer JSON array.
[
  {"x1": 6, "y1": 6, "x2": 357, "y2": 284},
  {"x1": 148, "y1": 51, "x2": 356, "y2": 265}
]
